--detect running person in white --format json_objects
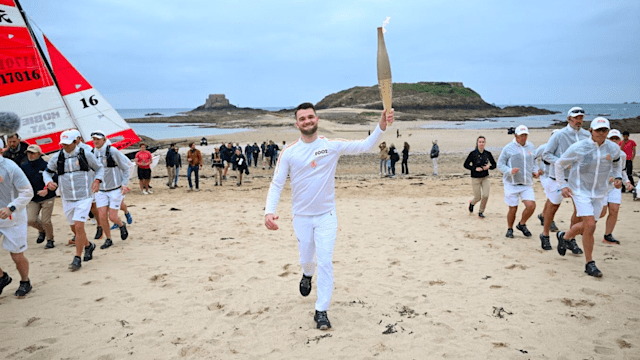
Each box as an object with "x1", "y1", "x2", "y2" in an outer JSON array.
[
  {"x1": 264, "y1": 102, "x2": 394, "y2": 330},
  {"x1": 534, "y1": 129, "x2": 560, "y2": 245},
  {"x1": 555, "y1": 117, "x2": 622, "y2": 277},
  {"x1": 91, "y1": 131, "x2": 131, "y2": 249}
]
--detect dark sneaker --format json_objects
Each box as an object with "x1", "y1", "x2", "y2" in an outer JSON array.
[
  {"x1": 478, "y1": 212, "x2": 485, "y2": 219},
  {"x1": 94, "y1": 226, "x2": 103, "y2": 240},
  {"x1": 126, "y1": 212, "x2": 133, "y2": 224},
  {"x1": 603, "y1": 234, "x2": 620, "y2": 245},
  {"x1": 0, "y1": 272, "x2": 12, "y2": 295},
  {"x1": 45, "y1": 240, "x2": 55, "y2": 249},
  {"x1": 69, "y1": 256, "x2": 82, "y2": 271},
  {"x1": 83, "y1": 242, "x2": 96, "y2": 262},
  {"x1": 100, "y1": 238, "x2": 113, "y2": 249},
  {"x1": 299, "y1": 275, "x2": 312, "y2": 297},
  {"x1": 505, "y1": 228, "x2": 514, "y2": 238},
  {"x1": 556, "y1": 231, "x2": 567, "y2": 256},
  {"x1": 537, "y1": 213, "x2": 544, "y2": 226},
  {"x1": 314, "y1": 310, "x2": 332, "y2": 330},
  {"x1": 36, "y1": 232, "x2": 46, "y2": 244},
  {"x1": 585, "y1": 261, "x2": 602, "y2": 277},
  {"x1": 469, "y1": 202, "x2": 474, "y2": 213},
  {"x1": 110, "y1": 223, "x2": 119, "y2": 230},
  {"x1": 566, "y1": 239, "x2": 584, "y2": 254},
  {"x1": 120, "y1": 224, "x2": 128, "y2": 240},
  {"x1": 550, "y1": 221, "x2": 559, "y2": 232},
  {"x1": 15, "y1": 280, "x2": 32, "y2": 297},
  {"x1": 516, "y1": 223, "x2": 532, "y2": 237},
  {"x1": 539, "y1": 234, "x2": 552, "y2": 250}
]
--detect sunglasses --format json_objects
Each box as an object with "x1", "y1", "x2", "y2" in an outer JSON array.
[
  {"x1": 594, "y1": 128, "x2": 609, "y2": 133},
  {"x1": 90, "y1": 132, "x2": 106, "y2": 138},
  {"x1": 570, "y1": 109, "x2": 585, "y2": 114}
]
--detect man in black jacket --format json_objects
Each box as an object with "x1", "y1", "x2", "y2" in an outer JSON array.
[
  {"x1": 165, "y1": 144, "x2": 178, "y2": 189},
  {"x1": 3, "y1": 134, "x2": 29, "y2": 166},
  {"x1": 252, "y1": 143, "x2": 260, "y2": 167}
]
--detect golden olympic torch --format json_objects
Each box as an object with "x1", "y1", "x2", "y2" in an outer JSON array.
[{"x1": 377, "y1": 17, "x2": 392, "y2": 113}]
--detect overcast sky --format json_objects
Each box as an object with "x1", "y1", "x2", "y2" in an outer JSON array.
[{"x1": 18, "y1": 0, "x2": 640, "y2": 109}]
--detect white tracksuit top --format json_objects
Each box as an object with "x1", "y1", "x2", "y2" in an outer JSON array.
[
  {"x1": 555, "y1": 138, "x2": 622, "y2": 198},
  {"x1": 535, "y1": 143, "x2": 549, "y2": 180},
  {"x1": 608, "y1": 152, "x2": 629, "y2": 191},
  {"x1": 497, "y1": 139, "x2": 539, "y2": 186},
  {"x1": 0, "y1": 157, "x2": 33, "y2": 228},
  {"x1": 542, "y1": 124, "x2": 590, "y2": 180},
  {"x1": 265, "y1": 125, "x2": 384, "y2": 216}
]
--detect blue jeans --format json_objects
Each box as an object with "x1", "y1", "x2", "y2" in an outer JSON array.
[
  {"x1": 187, "y1": 165, "x2": 199, "y2": 189},
  {"x1": 174, "y1": 167, "x2": 180, "y2": 186}
]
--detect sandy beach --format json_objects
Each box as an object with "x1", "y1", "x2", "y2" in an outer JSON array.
[{"x1": 2, "y1": 114, "x2": 639, "y2": 360}]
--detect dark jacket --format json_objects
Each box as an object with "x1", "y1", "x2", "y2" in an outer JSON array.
[
  {"x1": 402, "y1": 147, "x2": 409, "y2": 160},
  {"x1": 430, "y1": 144, "x2": 440, "y2": 159},
  {"x1": 388, "y1": 147, "x2": 400, "y2": 162},
  {"x1": 235, "y1": 154, "x2": 248, "y2": 169},
  {"x1": 4, "y1": 141, "x2": 29, "y2": 166},
  {"x1": 165, "y1": 148, "x2": 178, "y2": 167},
  {"x1": 252, "y1": 144, "x2": 260, "y2": 156},
  {"x1": 175, "y1": 153, "x2": 182, "y2": 168},
  {"x1": 463, "y1": 149, "x2": 497, "y2": 178},
  {"x1": 20, "y1": 157, "x2": 57, "y2": 203}
]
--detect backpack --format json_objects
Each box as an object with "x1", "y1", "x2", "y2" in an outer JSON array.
[
  {"x1": 57, "y1": 147, "x2": 90, "y2": 175},
  {"x1": 92, "y1": 145, "x2": 117, "y2": 168}
]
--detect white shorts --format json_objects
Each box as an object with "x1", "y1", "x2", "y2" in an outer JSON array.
[
  {"x1": 572, "y1": 195, "x2": 607, "y2": 221},
  {"x1": 543, "y1": 179, "x2": 564, "y2": 205},
  {"x1": 606, "y1": 187, "x2": 622, "y2": 205},
  {"x1": 1, "y1": 221, "x2": 28, "y2": 253},
  {"x1": 95, "y1": 189, "x2": 124, "y2": 210},
  {"x1": 62, "y1": 197, "x2": 94, "y2": 225},
  {"x1": 504, "y1": 183, "x2": 535, "y2": 207}
]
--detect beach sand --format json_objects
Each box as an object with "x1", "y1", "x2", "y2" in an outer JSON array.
[{"x1": 2, "y1": 118, "x2": 639, "y2": 360}]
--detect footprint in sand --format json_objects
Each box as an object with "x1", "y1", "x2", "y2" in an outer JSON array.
[
  {"x1": 505, "y1": 264, "x2": 527, "y2": 270},
  {"x1": 561, "y1": 298, "x2": 595, "y2": 307},
  {"x1": 429, "y1": 280, "x2": 446, "y2": 286}
]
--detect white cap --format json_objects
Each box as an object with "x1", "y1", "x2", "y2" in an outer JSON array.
[
  {"x1": 568, "y1": 107, "x2": 585, "y2": 117},
  {"x1": 91, "y1": 130, "x2": 106, "y2": 139},
  {"x1": 608, "y1": 129, "x2": 622, "y2": 139},
  {"x1": 59, "y1": 130, "x2": 76, "y2": 145},
  {"x1": 515, "y1": 125, "x2": 529, "y2": 135},
  {"x1": 590, "y1": 117, "x2": 610, "y2": 130}
]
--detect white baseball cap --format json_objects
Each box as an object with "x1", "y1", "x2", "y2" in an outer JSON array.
[
  {"x1": 590, "y1": 117, "x2": 610, "y2": 130},
  {"x1": 91, "y1": 130, "x2": 106, "y2": 139},
  {"x1": 59, "y1": 130, "x2": 76, "y2": 145},
  {"x1": 607, "y1": 129, "x2": 622, "y2": 139},
  {"x1": 568, "y1": 107, "x2": 585, "y2": 117},
  {"x1": 515, "y1": 125, "x2": 529, "y2": 135}
]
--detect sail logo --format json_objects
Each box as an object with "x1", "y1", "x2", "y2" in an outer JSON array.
[
  {"x1": 0, "y1": 10, "x2": 13, "y2": 24},
  {"x1": 22, "y1": 111, "x2": 60, "y2": 134}
]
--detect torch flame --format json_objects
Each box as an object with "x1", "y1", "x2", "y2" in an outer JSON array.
[{"x1": 382, "y1": 17, "x2": 391, "y2": 33}]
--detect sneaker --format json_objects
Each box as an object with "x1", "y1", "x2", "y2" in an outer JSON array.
[
  {"x1": 195, "y1": 188, "x2": 200, "y2": 191},
  {"x1": 566, "y1": 239, "x2": 584, "y2": 254},
  {"x1": 36, "y1": 232, "x2": 46, "y2": 244},
  {"x1": 585, "y1": 261, "x2": 602, "y2": 277},
  {"x1": 550, "y1": 221, "x2": 559, "y2": 232},
  {"x1": 45, "y1": 239, "x2": 55, "y2": 249},
  {"x1": 0, "y1": 272, "x2": 12, "y2": 295},
  {"x1": 215, "y1": 182, "x2": 219, "y2": 186},
  {"x1": 237, "y1": 182, "x2": 241, "y2": 186},
  {"x1": 537, "y1": 213, "x2": 544, "y2": 226},
  {"x1": 14, "y1": 280, "x2": 31, "y2": 297},
  {"x1": 299, "y1": 275, "x2": 312, "y2": 297},
  {"x1": 556, "y1": 231, "x2": 567, "y2": 256},
  {"x1": 478, "y1": 212, "x2": 485, "y2": 219},
  {"x1": 142, "y1": 190, "x2": 148, "y2": 195},
  {"x1": 505, "y1": 228, "x2": 514, "y2": 238},
  {"x1": 125, "y1": 212, "x2": 133, "y2": 224},
  {"x1": 539, "y1": 234, "x2": 552, "y2": 250},
  {"x1": 69, "y1": 256, "x2": 82, "y2": 271},
  {"x1": 603, "y1": 234, "x2": 620, "y2": 245},
  {"x1": 223, "y1": 175, "x2": 227, "y2": 180},
  {"x1": 110, "y1": 223, "x2": 119, "y2": 230},
  {"x1": 147, "y1": 190, "x2": 153, "y2": 194},
  {"x1": 94, "y1": 226, "x2": 103, "y2": 240},
  {"x1": 468, "y1": 201, "x2": 474, "y2": 213},
  {"x1": 516, "y1": 223, "x2": 532, "y2": 237},
  {"x1": 100, "y1": 238, "x2": 113, "y2": 249},
  {"x1": 314, "y1": 310, "x2": 332, "y2": 330},
  {"x1": 120, "y1": 224, "x2": 128, "y2": 240},
  {"x1": 83, "y1": 242, "x2": 96, "y2": 262},
  {"x1": 188, "y1": 187, "x2": 193, "y2": 192}
]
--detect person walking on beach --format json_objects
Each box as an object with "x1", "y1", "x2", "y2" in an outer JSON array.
[
  {"x1": 211, "y1": 147, "x2": 224, "y2": 186},
  {"x1": 174, "y1": 145, "x2": 182, "y2": 187},
  {"x1": 555, "y1": 117, "x2": 622, "y2": 277},
  {"x1": 252, "y1": 143, "x2": 260, "y2": 167},
  {"x1": 43, "y1": 130, "x2": 104, "y2": 271},
  {"x1": 540, "y1": 107, "x2": 590, "y2": 252},
  {"x1": 430, "y1": 140, "x2": 439, "y2": 175},
  {"x1": 378, "y1": 142, "x2": 389, "y2": 176},
  {"x1": 186, "y1": 142, "x2": 203, "y2": 191},
  {"x1": 463, "y1": 136, "x2": 497, "y2": 219},
  {"x1": 599, "y1": 130, "x2": 633, "y2": 245},
  {"x1": 245, "y1": 143, "x2": 253, "y2": 167},
  {"x1": 497, "y1": 125, "x2": 541, "y2": 238},
  {"x1": 388, "y1": 143, "x2": 400, "y2": 177},
  {"x1": 401, "y1": 142, "x2": 410, "y2": 175},
  {"x1": 135, "y1": 143, "x2": 153, "y2": 194},
  {"x1": 234, "y1": 148, "x2": 249, "y2": 186},
  {"x1": 619, "y1": 130, "x2": 636, "y2": 190},
  {"x1": 165, "y1": 144, "x2": 178, "y2": 189},
  {"x1": 222, "y1": 142, "x2": 233, "y2": 179},
  {"x1": 3, "y1": 133, "x2": 29, "y2": 166},
  {"x1": 264, "y1": 102, "x2": 394, "y2": 330},
  {"x1": 21, "y1": 145, "x2": 56, "y2": 249}
]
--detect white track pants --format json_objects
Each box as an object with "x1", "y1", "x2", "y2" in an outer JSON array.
[{"x1": 292, "y1": 210, "x2": 338, "y2": 312}]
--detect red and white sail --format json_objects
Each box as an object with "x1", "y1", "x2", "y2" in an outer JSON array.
[
  {"x1": 0, "y1": 0, "x2": 77, "y2": 153},
  {"x1": 43, "y1": 35, "x2": 140, "y2": 150}
]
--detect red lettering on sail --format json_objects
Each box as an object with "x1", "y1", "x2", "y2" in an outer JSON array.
[{"x1": 0, "y1": 27, "x2": 53, "y2": 96}]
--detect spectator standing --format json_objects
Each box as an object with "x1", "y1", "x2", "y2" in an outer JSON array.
[
  {"x1": 401, "y1": 142, "x2": 410, "y2": 175},
  {"x1": 388, "y1": 143, "x2": 400, "y2": 177},
  {"x1": 234, "y1": 148, "x2": 249, "y2": 186},
  {"x1": 378, "y1": 142, "x2": 389, "y2": 176},
  {"x1": 463, "y1": 136, "x2": 497, "y2": 219},
  {"x1": 430, "y1": 140, "x2": 440, "y2": 175},
  {"x1": 252, "y1": 143, "x2": 260, "y2": 167},
  {"x1": 245, "y1": 143, "x2": 253, "y2": 167},
  {"x1": 212, "y1": 148, "x2": 224, "y2": 186},
  {"x1": 21, "y1": 145, "x2": 56, "y2": 249},
  {"x1": 620, "y1": 130, "x2": 636, "y2": 190},
  {"x1": 186, "y1": 142, "x2": 203, "y2": 191},
  {"x1": 174, "y1": 145, "x2": 182, "y2": 187},
  {"x1": 135, "y1": 143, "x2": 153, "y2": 194},
  {"x1": 165, "y1": 144, "x2": 177, "y2": 189}
]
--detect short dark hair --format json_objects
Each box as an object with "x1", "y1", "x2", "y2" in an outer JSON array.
[
  {"x1": 623, "y1": 130, "x2": 630, "y2": 136},
  {"x1": 295, "y1": 102, "x2": 316, "y2": 119},
  {"x1": 7, "y1": 133, "x2": 19, "y2": 140},
  {"x1": 189, "y1": 142, "x2": 194, "y2": 147}
]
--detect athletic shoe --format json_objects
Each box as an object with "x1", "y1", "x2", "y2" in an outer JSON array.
[
  {"x1": 505, "y1": 228, "x2": 514, "y2": 238},
  {"x1": 69, "y1": 256, "x2": 82, "y2": 271},
  {"x1": 314, "y1": 310, "x2": 331, "y2": 330},
  {"x1": 585, "y1": 261, "x2": 602, "y2": 277},
  {"x1": 550, "y1": 221, "x2": 559, "y2": 232},
  {"x1": 566, "y1": 239, "x2": 583, "y2": 254},
  {"x1": 110, "y1": 223, "x2": 119, "y2": 230},
  {"x1": 556, "y1": 231, "x2": 567, "y2": 256},
  {"x1": 223, "y1": 175, "x2": 227, "y2": 180},
  {"x1": 516, "y1": 223, "x2": 532, "y2": 237},
  {"x1": 188, "y1": 187, "x2": 193, "y2": 192},
  {"x1": 299, "y1": 275, "x2": 312, "y2": 297},
  {"x1": 537, "y1": 213, "x2": 544, "y2": 226},
  {"x1": 125, "y1": 212, "x2": 133, "y2": 224},
  {"x1": 215, "y1": 182, "x2": 219, "y2": 186},
  {"x1": 603, "y1": 234, "x2": 620, "y2": 245},
  {"x1": 83, "y1": 242, "x2": 96, "y2": 262},
  {"x1": 94, "y1": 226, "x2": 103, "y2": 240},
  {"x1": 539, "y1": 234, "x2": 552, "y2": 250},
  {"x1": 14, "y1": 280, "x2": 31, "y2": 297},
  {"x1": 45, "y1": 240, "x2": 55, "y2": 249},
  {"x1": 142, "y1": 190, "x2": 148, "y2": 195},
  {"x1": 633, "y1": 189, "x2": 638, "y2": 200},
  {"x1": 147, "y1": 190, "x2": 153, "y2": 194},
  {"x1": 0, "y1": 272, "x2": 12, "y2": 295},
  {"x1": 478, "y1": 212, "x2": 485, "y2": 219},
  {"x1": 237, "y1": 182, "x2": 241, "y2": 186},
  {"x1": 36, "y1": 232, "x2": 46, "y2": 244},
  {"x1": 120, "y1": 224, "x2": 129, "y2": 240},
  {"x1": 100, "y1": 238, "x2": 113, "y2": 249},
  {"x1": 468, "y1": 201, "x2": 474, "y2": 213}
]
